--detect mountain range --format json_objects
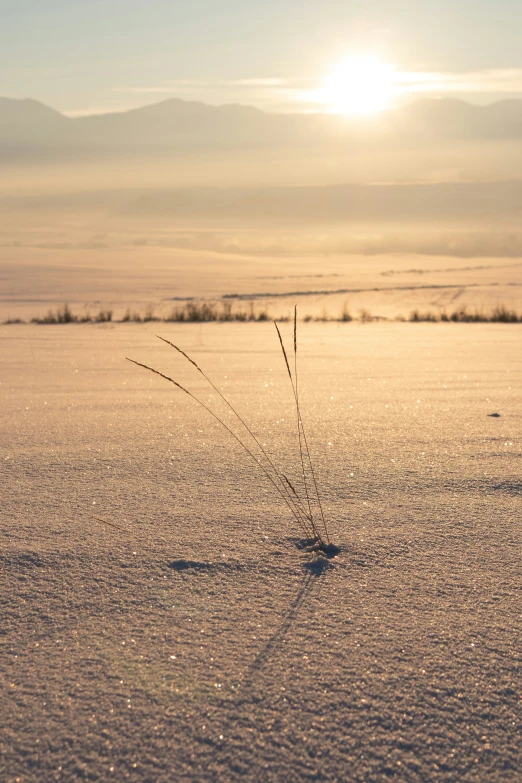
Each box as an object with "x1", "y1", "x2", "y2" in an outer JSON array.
[
  {"x1": 2, "y1": 96, "x2": 522, "y2": 161},
  {"x1": 2, "y1": 96, "x2": 522, "y2": 233}
]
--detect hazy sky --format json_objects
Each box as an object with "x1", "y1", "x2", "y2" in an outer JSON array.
[{"x1": 2, "y1": 0, "x2": 522, "y2": 114}]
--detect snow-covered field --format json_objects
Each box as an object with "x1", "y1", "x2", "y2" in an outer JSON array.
[
  {"x1": 2, "y1": 322, "x2": 521, "y2": 782},
  {"x1": 1, "y1": 241, "x2": 521, "y2": 323}
]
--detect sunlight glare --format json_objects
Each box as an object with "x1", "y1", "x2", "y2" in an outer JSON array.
[{"x1": 321, "y1": 55, "x2": 396, "y2": 115}]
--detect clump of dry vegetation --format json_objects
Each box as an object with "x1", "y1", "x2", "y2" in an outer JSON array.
[
  {"x1": 304, "y1": 303, "x2": 353, "y2": 322},
  {"x1": 122, "y1": 304, "x2": 159, "y2": 323},
  {"x1": 29, "y1": 304, "x2": 113, "y2": 324},
  {"x1": 127, "y1": 307, "x2": 335, "y2": 558},
  {"x1": 164, "y1": 301, "x2": 269, "y2": 322},
  {"x1": 409, "y1": 305, "x2": 521, "y2": 323}
]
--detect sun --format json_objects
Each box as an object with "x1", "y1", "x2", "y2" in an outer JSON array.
[{"x1": 320, "y1": 55, "x2": 396, "y2": 115}]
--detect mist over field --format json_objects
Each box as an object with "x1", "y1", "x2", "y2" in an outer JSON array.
[{"x1": 1, "y1": 95, "x2": 521, "y2": 321}]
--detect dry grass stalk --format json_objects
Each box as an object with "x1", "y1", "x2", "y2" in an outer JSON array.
[
  {"x1": 275, "y1": 309, "x2": 329, "y2": 546},
  {"x1": 154, "y1": 335, "x2": 314, "y2": 534},
  {"x1": 126, "y1": 357, "x2": 314, "y2": 540},
  {"x1": 127, "y1": 312, "x2": 333, "y2": 551},
  {"x1": 290, "y1": 313, "x2": 313, "y2": 522}
]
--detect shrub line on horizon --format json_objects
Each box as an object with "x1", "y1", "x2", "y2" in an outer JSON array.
[{"x1": 4, "y1": 301, "x2": 522, "y2": 325}]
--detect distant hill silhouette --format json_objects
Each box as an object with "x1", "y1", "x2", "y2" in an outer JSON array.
[
  {"x1": 391, "y1": 98, "x2": 522, "y2": 139},
  {"x1": 0, "y1": 97, "x2": 68, "y2": 142},
  {"x1": 2, "y1": 96, "x2": 522, "y2": 158}
]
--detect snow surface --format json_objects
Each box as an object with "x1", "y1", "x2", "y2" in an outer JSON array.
[
  {"x1": 1, "y1": 243, "x2": 521, "y2": 322},
  {"x1": 1, "y1": 322, "x2": 521, "y2": 782}
]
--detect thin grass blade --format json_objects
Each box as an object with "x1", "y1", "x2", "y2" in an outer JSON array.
[
  {"x1": 155, "y1": 335, "x2": 201, "y2": 371},
  {"x1": 154, "y1": 334, "x2": 313, "y2": 527},
  {"x1": 91, "y1": 516, "x2": 127, "y2": 532},
  {"x1": 274, "y1": 322, "x2": 292, "y2": 381},
  {"x1": 127, "y1": 356, "x2": 314, "y2": 539}
]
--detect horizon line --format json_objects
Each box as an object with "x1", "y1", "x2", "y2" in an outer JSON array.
[{"x1": 2, "y1": 93, "x2": 522, "y2": 120}]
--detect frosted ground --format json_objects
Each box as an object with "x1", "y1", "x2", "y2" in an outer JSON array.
[{"x1": 1, "y1": 322, "x2": 521, "y2": 782}]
